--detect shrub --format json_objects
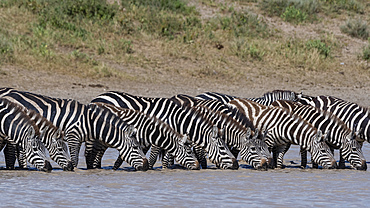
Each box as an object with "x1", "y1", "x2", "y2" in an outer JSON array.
[
  {"x1": 306, "y1": 39, "x2": 331, "y2": 58},
  {"x1": 281, "y1": 6, "x2": 308, "y2": 24},
  {"x1": 362, "y1": 44, "x2": 370, "y2": 61},
  {"x1": 233, "y1": 39, "x2": 266, "y2": 61},
  {"x1": 340, "y1": 18, "x2": 369, "y2": 40}
]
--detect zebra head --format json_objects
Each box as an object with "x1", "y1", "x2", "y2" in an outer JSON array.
[
  {"x1": 174, "y1": 135, "x2": 200, "y2": 170},
  {"x1": 207, "y1": 125, "x2": 239, "y2": 170},
  {"x1": 239, "y1": 128, "x2": 272, "y2": 171},
  {"x1": 48, "y1": 128, "x2": 74, "y2": 171},
  {"x1": 24, "y1": 128, "x2": 52, "y2": 172},
  {"x1": 341, "y1": 130, "x2": 367, "y2": 171},
  {"x1": 120, "y1": 125, "x2": 149, "y2": 171},
  {"x1": 309, "y1": 130, "x2": 337, "y2": 169}
]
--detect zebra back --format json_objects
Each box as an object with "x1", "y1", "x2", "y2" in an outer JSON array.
[{"x1": 195, "y1": 92, "x2": 236, "y2": 103}]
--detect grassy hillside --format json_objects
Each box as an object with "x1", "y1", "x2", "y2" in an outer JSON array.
[{"x1": 0, "y1": 0, "x2": 369, "y2": 85}]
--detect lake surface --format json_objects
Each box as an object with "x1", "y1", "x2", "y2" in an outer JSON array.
[{"x1": 1, "y1": 144, "x2": 370, "y2": 207}]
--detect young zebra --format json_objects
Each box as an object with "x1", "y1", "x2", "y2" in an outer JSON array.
[
  {"x1": 91, "y1": 91, "x2": 238, "y2": 170},
  {"x1": 88, "y1": 102, "x2": 200, "y2": 170},
  {"x1": 0, "y1": 88, "x2": 148, "y2": 171},
  {"x1": 297, "y1": 93, "x2": 370, "y2": 144},
  {"x1": 4, "y1": 109, "x2": 74, "y2": 171},
  {"x1": 0, "y1": 98, "x2": 52, "y2": 172},
  {"x1": 196, "y1": 93, "x2": 337, "y2": 169},
  {"x1": 271, "y1": 100, "x2": 366, "y2": 170},
  {"x1": 169, "y1": 94, "x2": 272, "y2": 170}
]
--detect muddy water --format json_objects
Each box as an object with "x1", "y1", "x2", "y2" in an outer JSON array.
[{"x1": 1, "y1": 144, "x2": 370, "y2": 207}]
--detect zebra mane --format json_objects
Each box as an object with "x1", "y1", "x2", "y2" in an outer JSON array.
[{"x1": 0, "y1": 97, "x2": 40, "y2": 135}]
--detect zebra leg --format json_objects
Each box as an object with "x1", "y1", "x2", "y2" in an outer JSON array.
[
  {"x1": 276, "y1": 144, "x2": 291, "y2": 169},
  {"x1": 4, "y1": 142, "x2": 17, "y2": 170},
  {"x1": 162, "y1": 151, "x2": 175, "y2": 169},
  {"x1": 16, "y1": 145, "x2": 28, "y2": 169},
  {"x1": 194, "y1": 145, "x2": 207, "y2": 169},
  {"x1": 339, "y1": 149, "x2": 345, "y2": 169},
  {"x1": 92, "y1": 141, "x2": 108, "y2": 169},
  {"x1": 300, "y1": 147, "x2": 308, "y2": 169},
  {"x1": 230, "y1": 147, "x2": 240, "y2": 159},
  {"x1": 85, "y1": 140, "x2": 98, "y2": 169},
  {"x1": 148, "y1": 145, "x2": 161, "y2": 169}
]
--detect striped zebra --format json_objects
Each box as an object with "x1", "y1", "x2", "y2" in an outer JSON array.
[
  {"x1": 297, "y1": 93, "x2": 370, "y2": 144},
  {"x1": 196, "y1": 93, "x2": 337, "y2": 169},
  {"x1": 88, "y1": 102, "x2": 200, "y2": 170},
  {"x1": 0, "y1": 98, "x2": 52, "y2": 172},
  {"x1": 91, "y1": 91, "x2": 238, "y2": 170},
  {"x1": 0, "y1": 88, "x2": 149, "y2": 171},
  {"x1": 3, "y1": 108, "x2": 74, "y2": 171},
  {"x1": 169, "y1": 94, "x2": 272, "y2": 170},
  {"x1": 271, "y1": 100, "x2": 366, "y2": 170}
]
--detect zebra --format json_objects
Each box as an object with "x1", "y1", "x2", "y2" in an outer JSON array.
[
  {"x1": 0, "y1": 88, "x2": 149, "y2": 171},
  {"x1": 3, "y1": 108, "x2": 74, "y2": 171},
  {"x1": 0, "y1": 98, "x2": 52, "y2": 172},
  {"x1": 88, "y1": 102, "x2": 200, "y2": 170},
  {"x1": 196, "y1": 92, "x2": 337, "y2": 169},
  {"x1": 169, "y1": 94, "x2": 272, "y2": 170},
  {"x1": 297, "y1": 93, "x2": 370, "y2": 144},
  {"x1": 91, "y1": 91, "x2": 238, "y2": 170},
  {"x1": 271, "y1": 100, "x2": 366, "y2": 170}
]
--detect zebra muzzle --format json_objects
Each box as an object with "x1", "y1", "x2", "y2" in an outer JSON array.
[
  {"x1": 231, "y1": 158, "x2": 239, "y2": 170},
  {"x1": 257, "y1": 158, "x2": 268, "y2": 171},
  {"x1": 136, "y1": 158, "x2": 149, "y2": 171},
  {"x1": 43, "y1": 160, "x2": 53, "y2": 173},
  {"x1": 63, "y1": 160, "x2": 74, "y2": 171},
  {"x1": 191, "y1": 160, "x2": 200, "y2": 170},
  {"x1": 356, "y1": 160, "x2": 367, "y2": 171}
]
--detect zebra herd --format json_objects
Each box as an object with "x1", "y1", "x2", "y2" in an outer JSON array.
[{"x1": 0, "y1": 88, "x2": 368, "y2": 172}]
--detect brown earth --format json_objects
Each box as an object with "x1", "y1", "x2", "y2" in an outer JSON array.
[{"x1": 0, "y1": 65, "x2": 369, "y2": 107}]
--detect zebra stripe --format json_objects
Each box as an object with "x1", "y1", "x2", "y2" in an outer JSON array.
[
  {"x1": 90, "y1": 102, "x2": 199, "y2": 170},
  {"x1": 0, "y1": 98, "x2": 52, "y2": 172},
  {"x1": 297, "y1": 93, "x2": 370, "y2": 143},
  {"x1": 170, "y1": 94, "x2": 272, "y2": 170},
  {"x1": 0, "y1": 88, "x2": 148, "y2": 171},
  {"x1": 91, "y1": 91, "x2": 238, "y2": 170},
  {"x1": 271, "y1": 100, "x2": 366, "y2": 170}
]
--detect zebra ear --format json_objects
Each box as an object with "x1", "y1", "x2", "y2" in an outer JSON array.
[
  {"x1": 126, "y1": 125, "x2": 137, "y2": 137},
  {"x1": 252, "y1": 128, "x2": 259, "y2": 140},
  {"x1": 245, "y1": 127, "x2": 251, "y2": 139},
  {"x1": 180, "y1": 134, "x2": 188, "y2": 145},
  {"x1": 315, "y1": 130, "x2": 323, "y2": 143},
  {"x1": 212, "y1": 125, "x2": 219, "y2": 140}
]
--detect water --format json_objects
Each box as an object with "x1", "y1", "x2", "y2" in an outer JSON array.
[{"x1": 1, "y1": 144, "x2": 370, "y2": 207}]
